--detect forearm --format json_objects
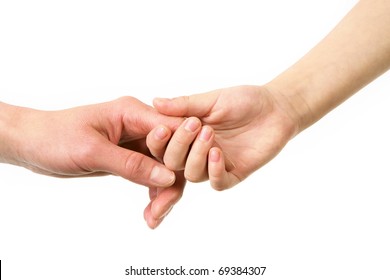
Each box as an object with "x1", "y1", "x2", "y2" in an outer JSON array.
[
  {"x1": 0, "y1": 102, "x2": 28, "y2": 165},
  {"x1": 266, "y1": 0, "x2": 390, "y2": 133},
  {"x1": 0, "y1": 102, "x2": 37, "y2": 166}
]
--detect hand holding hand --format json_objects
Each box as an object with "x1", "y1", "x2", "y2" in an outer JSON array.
[{"x1": 148, "y1": 85, "x2": 299, "y2": 190}]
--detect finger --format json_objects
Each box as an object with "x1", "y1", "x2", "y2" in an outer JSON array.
[
  {"x1": 144, "y1": 200, "x2": 164, "y2": 229},
  {"x1": 143, "y1": 201, "x2": 154, "y2": 228},
  {"x1": 146, "y1": 125, "x2": 172, "y2": 161},
  {"x1": 163, "y1": 117, "x2": 201, "y2": 171},
  {"x1": 153, "y1": 91, "x2": 219, "y2": 117},
  {"x1": 144, "y1": 172, "x2": 186, "y2": 229},
  {"x1": 92, "y1": 140, "x2": 176, "y2": 188},
  {"x1": 151, "y1": 171, "x2": 185, "y2": 217},
  {"x1": 149, "y1": 187, "x2": 158, "y2": 200},
  {"x1": 144, "y1": 187, "x2": 162, "y2": 229},
  {"x1": 212, "y1": 141, "x2": 236, "y2": 172},
  {"x1": 117, "y1": 96, "x2": 183, "y2": 135},
  {"x1": 184, "y1": 125, "x2": 215, "y2": 182},
  {"x1": 208, "y1": 147, "x2": 240, "y2": 191},
  {"x1": 144, "y1": 186, "x2": 165, "y2": 229}
]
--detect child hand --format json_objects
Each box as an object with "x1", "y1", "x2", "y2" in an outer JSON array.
[{"x1": 146, "y1": 117, "x2": 232, "y2": 189}]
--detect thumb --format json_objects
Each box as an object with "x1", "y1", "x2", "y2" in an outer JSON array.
[
  {"x1": 153, "y1": 91, "x2": 219, "y2": 117},
  {"x1": 92, "y1": 141, "x2": 176, "y2": 188}
]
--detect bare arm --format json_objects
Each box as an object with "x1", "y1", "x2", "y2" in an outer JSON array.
[
  {"x1": 150, "y1": 0, "x2": 390, "y2": 190},
  {"x1": 267, "y1": 0, "x2": 390, "y2": 132},
  {"x1": 0, "y1": 102, "x2": 23, "y2": 165}
]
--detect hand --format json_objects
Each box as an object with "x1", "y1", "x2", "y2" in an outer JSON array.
[
  {"x1": 1, "y1": 97, "x2": 185, "y2": 228},
  {"x1": 151, "y1": 85, "x2": 299, "y2": 190}
]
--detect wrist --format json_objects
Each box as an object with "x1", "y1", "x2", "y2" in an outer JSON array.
[
  {"x1": 264, "y1": 77, "x2": 315, "y2": 136},
  {"x1": 264, "y1": 0, "x2": 390, "y2": 135},
  {"x1": 264, "y1": 54, "x2": 353, "y2": 135}
]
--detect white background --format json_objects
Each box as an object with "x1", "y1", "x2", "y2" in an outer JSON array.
[{"x1": 1, "y1": 0, "x2": 390, "y2": 279}]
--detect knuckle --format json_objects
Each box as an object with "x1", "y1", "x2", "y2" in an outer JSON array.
[
  {"x1": 163, "y1": 155, "x2": 184, "y2": 171},
  {"x1": 73, "y1": 140, "x2": 101, "y2": 170},
  {"x1": 125, "y1": 152, "x2": 149, "y2": 179},
  {"x1": 173, "y1": 134, "x2": 190, "y2": 146},
  {"x1": 184, "y1": 170, "x2": 205, "y2": 183},
  {"x1": 116, "y1": 96, "x2": 137, "y2": 104}
]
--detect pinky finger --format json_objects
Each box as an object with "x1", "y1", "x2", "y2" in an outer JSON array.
[{"x1": 208, "y1": 147, "x2": 240, "y2": 191}]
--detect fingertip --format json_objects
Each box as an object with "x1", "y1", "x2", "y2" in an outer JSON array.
[
  {"x1": 151, "y1": 217, "x2": 165, "y2": 229},
  {"x1": 153, "y1": 97, "x2": 170, "y2": 104},
  {"x1": 147, "y1": 217, "x2": 162, "y2": 230},
  {"x1": 198, "y1": 125, "x2": 214, "y2": 142},
  {"x1": 154, "y1": 96, "x2": 190, "y2": 117},
  {"x1": 154, "y1": 125, "x2": 170, "y2": 140},
  {"x1": 150, "y1": 188, "x2": 182, "y2": 219},
  {"x1": 152, "y1": 202, "x2": 174, "y2": 220},
  {"x1": 144, "y1": 201, "x2": 152, "y2": 222},
  {"x1": 209, "y1": 147, "x2": 221, "y2": 163},
  {"x1": 150, "y1": 165, "x2": 176, "y2": 187},
  {"x1": 144, "y1": 203, "x2": 161, "y2": 229},
  {"x1": 183, "y1": 117, "x2": 201, "y2": 133},
  {"x1": 150, "y1": 199, "x2": 163, "y2": 219},
  {"x1": 208, "y1": 147, "x2": 228, "y2": 191},
  {"x1": 153, "y1": 97, "x2": 170, "y2": 112},
  {"x1": 146, "y1": 126, "x2": 171, "y2": 161}
]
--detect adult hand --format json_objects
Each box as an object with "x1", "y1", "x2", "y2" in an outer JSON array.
[
  {"x1": 0, "y1": 97, "x2": 185, "y2": 228},
  {"x1": 152, "y1": 85, "x2": 300, "y2": 190}
]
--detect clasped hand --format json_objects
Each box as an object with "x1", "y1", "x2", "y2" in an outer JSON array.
[
  {"x1": 145, "y1": 85, "x2": 298, "y2": 228},
  {"x1": 3, "y1": 86, "x2": 298, "y2": 229}
]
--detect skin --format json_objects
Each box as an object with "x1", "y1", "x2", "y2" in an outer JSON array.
[
  {"x1": 0, "y1": 97, "x2": 185, "y2": 229},
  {"x1": 148, "y1": 85, "x2": 297, "y2": 190},
  {"x1": 146, "y1": 0, "x2": 390, "y2": 215},
  {"x1": 2, "y1": 0, "x2": 390, "y2": 229}
]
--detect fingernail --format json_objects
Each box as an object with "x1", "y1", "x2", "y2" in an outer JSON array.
[
  {"x1": 184, "y1": 118, "x2": 200, "y2": 132},
  {"x1": 209, "y1": 149, "x2": 220, "y2": 162},
  {"x1": 155, "y1": 126, "x2": 168, "y2": 140},
  {"x1": 159, "y1": 205, "x2": 174, "y2": 219},
  {"x1": 150, "y1": 166, "x2": 175, "y2": 187},
  {"x1": 199, "y1": 126, "x2": 212, "y2": 142},
  {"x1": 151, "y1": 217, "x2": 164, "y2": 230}
]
